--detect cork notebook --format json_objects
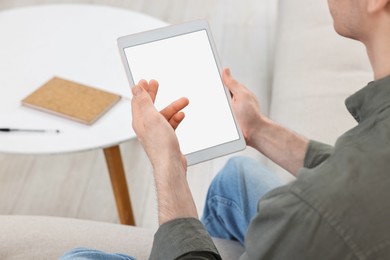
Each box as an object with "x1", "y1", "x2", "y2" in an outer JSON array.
[{"x1": 22, "y1": 77, "x2": 121, "y2": 125}]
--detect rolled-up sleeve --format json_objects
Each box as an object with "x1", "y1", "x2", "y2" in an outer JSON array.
[
  {"x1": 304, "y1": 140, "x2": 334, "y2": 169},
  {"x1": 150, "y1": 218, "x2": 221, "y2": 260}
]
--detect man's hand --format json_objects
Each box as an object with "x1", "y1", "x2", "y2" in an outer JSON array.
[
  {"x1": 222, "y1": 68, "x2": 267, "y2": 148},
  {"x1": 131, "y1": 79, "x2": 188, "y2": 171},
  {"x1": 223, "y1": 68, "x2": 309, "y2": 175},
  {"x1": 131, "y1": 79, "x2": 198, "y2": 224}
]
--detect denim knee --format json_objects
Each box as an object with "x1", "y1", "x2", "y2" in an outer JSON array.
[
  {"x1": 206, "y1": 156, "x2": 282, "y2": 215},
  {"x1": 208, "y1": 157, "x2": 247, "y2": 195},
  {"x1": 210, "y1": 156, "x2": 262, "y2": 190}
]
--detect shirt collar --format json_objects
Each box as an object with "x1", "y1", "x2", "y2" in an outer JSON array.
[{"x1": 346, "y1": 75, "x2": 390, "y2": 123}]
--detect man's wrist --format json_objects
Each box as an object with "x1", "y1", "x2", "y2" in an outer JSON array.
[
  {"x1": 247, "y1": 115, "x2": 272, "y2": 149},
  {"x1": 152, "y1": 154, "x2": 186, "y2": 178}
]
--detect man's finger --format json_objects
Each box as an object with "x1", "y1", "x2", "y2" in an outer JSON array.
[
  {"x1": 132, "y1": 84, "x2": 155, "y2": 114},
  {"x1": 169, "y1": 112, "x2": 186, "y2": 130},
  {"x1": 222, "y1": 68, "x2": 240, "y2": 95},
  {"x1": 160, "y1": 97, "x2": 189, "y2": 121},
  {"x1": 133, "y1": 79, "x2": 159, "y2": 103},
  {"x1": 145, "y1": 79, "x2": 159, "y2": 103}
]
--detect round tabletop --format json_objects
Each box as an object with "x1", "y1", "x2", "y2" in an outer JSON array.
[{"x1": 0, "y1": 4, "x2": 166, "y2": 154}]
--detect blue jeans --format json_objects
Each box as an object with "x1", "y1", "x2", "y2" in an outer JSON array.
[
  {"x1": 201, "y1": 156, "x2": 283, "y2": 245},
  {"x1": 60, "y1": 157, "x2": 282, "y2": 259},
  {"x1": 60, "y1": 248, "x2": 136, "y2": 260}
]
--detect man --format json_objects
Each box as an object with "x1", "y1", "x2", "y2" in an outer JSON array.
[{"x1": 62, "y1": 0, "x2": 390, "y2": 258}]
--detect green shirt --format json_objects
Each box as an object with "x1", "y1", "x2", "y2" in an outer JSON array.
[{"x1": 151, "y1": 75, "x2": 390, "y2": 260}]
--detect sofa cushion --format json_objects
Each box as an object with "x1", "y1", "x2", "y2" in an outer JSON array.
[{"x1": 0, "y1": 215, "x2": 244, "y2": 260}]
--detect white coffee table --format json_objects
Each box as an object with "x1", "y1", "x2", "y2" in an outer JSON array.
[{"x1": 0, "y1": 4, "x2": 167, "y2": 225}]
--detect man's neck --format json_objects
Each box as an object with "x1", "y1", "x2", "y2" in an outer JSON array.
[
  {"x1": 365, "y1": 20, "x2": 390, "y2": 80},
  {"x1": 367, "y1": 45, "x2": 390, "y2": 80}
]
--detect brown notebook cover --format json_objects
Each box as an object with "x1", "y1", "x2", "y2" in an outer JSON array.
[{"x1": 22, "y1": 77, "x2": 121, "y2": 125}]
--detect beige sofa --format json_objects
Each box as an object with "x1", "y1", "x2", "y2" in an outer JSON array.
[
  {"x1": 0, "y1": 216, "x2": 244, "y2": 259},
  {"x1": 0, "y1": 0, "x2": 372, "y2": 259}
]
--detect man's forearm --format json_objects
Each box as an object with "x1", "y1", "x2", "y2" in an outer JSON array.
[
  {"x1": 250, "y1": 117, "x2": 309, "y2": 176},
  {"x1": 154, "y1": 161, "x2": 198, "y2": 225},
  {"x1": 150, "y1": 162, "x2": 222, "y2": 259}
]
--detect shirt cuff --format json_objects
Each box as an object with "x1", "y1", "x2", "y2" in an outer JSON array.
[{"x1": 150, "y1": 218, "x2": 220, "y2": 260}]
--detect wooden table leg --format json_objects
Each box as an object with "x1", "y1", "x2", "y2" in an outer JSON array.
[{"x1": 103, "y1": 145, "x2": 135, "y2": 226}]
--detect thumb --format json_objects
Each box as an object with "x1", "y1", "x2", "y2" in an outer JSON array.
[{"x1": 222, "y1": 68, "x2": 240, "y2": 95}]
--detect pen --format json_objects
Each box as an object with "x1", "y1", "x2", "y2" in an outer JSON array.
[{"x1": 0, "y1": 128, "x2": 61, "y2": 133}]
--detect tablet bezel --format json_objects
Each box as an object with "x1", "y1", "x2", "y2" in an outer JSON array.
[{"x1": 117, "y1": 20, "x2": 246, "y2": 165}]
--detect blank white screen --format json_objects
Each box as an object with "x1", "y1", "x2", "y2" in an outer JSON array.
[{"x1": 124, "y1": 30, "x2": 239, "y2": 155}]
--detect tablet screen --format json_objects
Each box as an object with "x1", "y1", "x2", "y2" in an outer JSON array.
[{"x1": 123, "y1": 29, "x2": 240, "y2": 159}]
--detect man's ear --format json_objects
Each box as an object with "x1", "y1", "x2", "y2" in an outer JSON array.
[{"x1": 367, "y1": 0, "x2": 390, "y2": 14}]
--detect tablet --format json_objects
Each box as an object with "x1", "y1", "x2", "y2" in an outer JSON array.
[{"x1": 117, "y1": 20, "x2": 246, "y2": 165}]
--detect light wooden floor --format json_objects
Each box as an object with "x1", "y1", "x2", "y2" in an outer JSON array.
[{"x1": 0, "y1": 0, "x2": 277, "y2": 230}]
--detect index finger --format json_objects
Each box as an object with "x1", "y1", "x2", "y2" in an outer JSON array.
[{"x1": 160, "y1": 97, "x2": 189, "y2": 121}]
